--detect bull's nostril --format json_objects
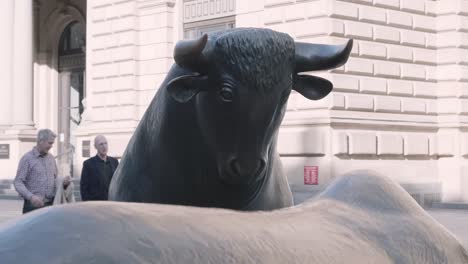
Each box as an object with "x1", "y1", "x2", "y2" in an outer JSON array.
[
  {"x1": 230, "y1": 159, "x2": 241, "y2": 176},
  {"x1": 255, "y1": 159, "x2": 266, "y2": 176},
  {"x1": 229, "y1": 158, "x2": 266, "y2": 178}
]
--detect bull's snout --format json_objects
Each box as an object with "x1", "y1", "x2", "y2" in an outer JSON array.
[{"x1": 227, "y1": 157, "x2": 266, "y2": 183}]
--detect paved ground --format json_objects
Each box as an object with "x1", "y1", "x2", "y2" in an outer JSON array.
[
  {"x1": 0, "y1": 200, "x2": 22, "y2": 226},
  {"x1": 428, "y1": 209, "x2": 468, "y2": 247},
  {"x1": 0, "y1": 200, "x2": 467, "y2": 248}
]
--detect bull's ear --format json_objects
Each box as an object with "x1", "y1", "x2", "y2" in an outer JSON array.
[
  {"x1": 293, "y1": 75, "x2": 333, "y2": 100},
  {"x1": 166, "y1": 74, "x2": 209, "y2": 103}
]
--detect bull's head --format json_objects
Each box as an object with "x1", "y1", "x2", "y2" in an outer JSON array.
[{"x1": 167, "y1": 28, "x2": 352, "y2": 185}]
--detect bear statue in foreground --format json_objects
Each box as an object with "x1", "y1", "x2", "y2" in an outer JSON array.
[
  {"x1": 1, "y1": 172, "x2": 467, "y2": 263},
  {"x1": 108, "y1": 28, "x2": 353, "y2": 210}
]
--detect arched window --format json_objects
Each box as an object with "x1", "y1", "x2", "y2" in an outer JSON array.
[
  {"x1": 59, "y1": 22, "x2": 85, "y2": 56},
  {"x1": 58, "y1": 21, "x2": 85, "y2": 117}
]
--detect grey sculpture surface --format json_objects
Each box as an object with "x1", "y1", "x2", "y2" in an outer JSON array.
[
  {"x1": 1, "y1": 172, "x2": 467, "y2": 263},
  {"x1": 108, "y1": 28, "x2": 353, "y2": 210}
]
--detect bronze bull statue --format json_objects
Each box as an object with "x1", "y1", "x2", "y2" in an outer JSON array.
[
  {"x1": 108, "y1": 28, "x2": 353, "y2": 210},
  {"x1": 2, "y1": 172, "x2": 467, "y2": 263}
]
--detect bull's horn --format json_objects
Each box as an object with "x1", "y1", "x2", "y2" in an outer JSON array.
[
  {"x1": 173, "y1": 34, "x2": 209, "y2": 72},
  {"x1": 294, "y1": 39, "x2": 353, "y2": 73}
]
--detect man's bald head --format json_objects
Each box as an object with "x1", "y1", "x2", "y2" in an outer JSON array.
[{"x1": 94, "y1": 135, "x2": 108, "y2": 158}]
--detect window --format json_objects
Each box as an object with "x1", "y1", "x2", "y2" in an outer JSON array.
[
  {"x1": 59, "y1": 22, "x2": 85, "y2": 56},
  {"x1": 182, "y1": 0, "x2": 235, "y2": 40},
  {"x1": 184, "y1": 17, "x2": 235, "y2": 40}
]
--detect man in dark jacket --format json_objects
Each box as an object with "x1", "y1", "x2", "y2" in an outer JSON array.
[{"x1": 80, "y1": 135, "x2": 119, "y2": 201}]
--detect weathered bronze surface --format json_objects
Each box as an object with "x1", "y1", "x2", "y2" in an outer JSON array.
[
  {"x1": 2, "y1": 172, "x2": 467, "y2": 263},
  {"x1": 108, "y1": 28, "x2": 352, "y2": 210}
]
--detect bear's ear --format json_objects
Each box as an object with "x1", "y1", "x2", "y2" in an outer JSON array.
[
  {"x1": 293, "y1": 75, "x2": 333, "y2": 100},
  {"x1": 166, "y1": 74, "x2": 209, "y2": 103}
]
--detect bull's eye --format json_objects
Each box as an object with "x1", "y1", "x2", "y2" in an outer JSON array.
[{"x1": 219, "y1": 87, "x2": 233, "y2": 102}]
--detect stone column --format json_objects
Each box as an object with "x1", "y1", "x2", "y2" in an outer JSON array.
[
  {"x1": 0, "y1": 0, "x2": 14, "y2": 126},
  {"x1": 58, "y1": 71, "x2": 71, "y2": 153},
  {"x1": 12, "y1": 0, "x2": 35, "y2": 129}
]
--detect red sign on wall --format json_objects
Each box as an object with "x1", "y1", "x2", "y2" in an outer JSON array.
[{"x1": 304, "y1": 166, "x2": 318, "y2": 185}]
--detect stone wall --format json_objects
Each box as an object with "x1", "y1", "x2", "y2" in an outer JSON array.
[
  {"x1": 235, "y1": 0, "x2": 468, "y2": 202},
  {"x1": 75, "y1": 0, "x2": 177, "y2": 176}
]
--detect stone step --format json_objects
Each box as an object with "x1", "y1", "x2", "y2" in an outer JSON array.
[
  {"x1": 0, "y1": 179, "x2": 13, "y2": 184},
  {"x1": 0, "y1": 189, "x2": 18, "y2": 196},
  {"x1": 0, "y1": 178, "x2": 82, "y2": 202},
  {"x1": 431, "y1": 202, "x2": 468, "y2": 210},
  {"x1": 0, "y1": 194, "x2": 82, "y2": 202},
  {"x1": 0, "y1": 183, "x2": 13, "y2": 190},
  {"x1": 0, "y1": 194, "x2": 21, "y2": 200}
]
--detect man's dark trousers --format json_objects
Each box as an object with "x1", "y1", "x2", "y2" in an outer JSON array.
[{"x1": 22, "y1": 199, "x2": 54, "y2": 214}]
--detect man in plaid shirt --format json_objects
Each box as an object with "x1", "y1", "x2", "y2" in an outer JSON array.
[{"x1": 14, "y1": 129, "x2": 71, "y2": 214}]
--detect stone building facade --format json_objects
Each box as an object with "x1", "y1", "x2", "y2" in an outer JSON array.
[{"x1": 0, "y1": 0, "x2": 467, "y2": 204}]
